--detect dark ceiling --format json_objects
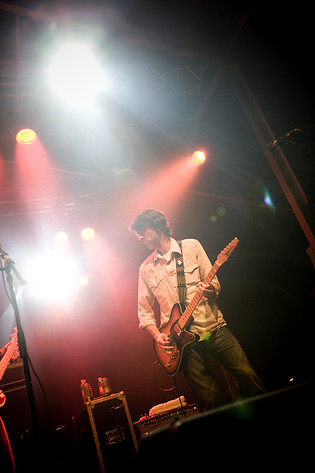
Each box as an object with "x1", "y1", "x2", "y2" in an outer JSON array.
[{"x1": 0, "y1": 0, "x2": 313, "y2": 215}]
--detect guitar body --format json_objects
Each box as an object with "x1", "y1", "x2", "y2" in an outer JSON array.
[
  {"x1": 0, "y1": 390, "x2": 6, "y2": 408},
  {"x1": 153, "y1": 303, "x2": 197, "y2": 376},
  {"x1": 0, "y1": 328, "x2": 19, "y2": 408}
]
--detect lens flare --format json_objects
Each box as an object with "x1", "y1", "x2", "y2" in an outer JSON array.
[{"x1": 263, "y1": 188, "x2": 275, "y2": 210}]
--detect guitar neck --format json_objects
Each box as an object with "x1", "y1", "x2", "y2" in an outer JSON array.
[
  {"x1": 0, "y1": 337, "x2": 17, "y2": 382},
  {"x1": 176, "y1": 237, "x2": 239, "y2": 332},
  {"x1": 178, "y1": 260, "x2": 220, "y2": 330}
]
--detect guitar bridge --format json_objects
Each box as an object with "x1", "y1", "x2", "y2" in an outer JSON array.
[{"x1": 166, "y1": 350, "x2": 179, "y2": 368}]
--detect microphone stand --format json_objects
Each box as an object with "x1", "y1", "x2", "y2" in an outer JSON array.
[{"x1": 0, "y1": 251, "x2": 41, "y2": 464}]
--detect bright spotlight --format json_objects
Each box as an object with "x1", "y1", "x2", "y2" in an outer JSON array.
[
  {"x1": 78, "y1": 275, "x2": 89, "y2": 287},
  {"x1": 16, "y1": 128, "x2": 37, "y2": 145},
  {"x1": 27, "y1": 252, "x2": 80, "y2": 303},
  {"x1": 48, "y1": 42, "x2": 105, "y2": 108},
  {"x1": 81, "y1": 227, "x2": 95, "y2": 241},
  {"x1": 192, "y1": 150, "x2": 206, "y2": 165}
]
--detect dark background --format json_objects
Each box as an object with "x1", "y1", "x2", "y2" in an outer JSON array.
[{"x1": 0, "y1": 0, "x2": 313, "y2": 445}]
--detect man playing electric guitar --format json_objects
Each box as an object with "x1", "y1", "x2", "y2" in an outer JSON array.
[{"x1": 130, "y1": 209, "x2": 265, "y2": 411}]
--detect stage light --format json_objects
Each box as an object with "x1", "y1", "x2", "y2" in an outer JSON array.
[
  {"x1": 78, "y1": 275, "x2": 89, "y2": 287},
  {"x1": 27, "y1": 251, "x2": 80, "y2": 303},
  {"x1": 16, "y1": 128, "x2": 37, "y2": 145},
  {"x1": 81, "y1": 227, "x2": 95, "y2": 241},
  {"x1": 48, "y1": 42, "x2": 105, "y2": 108},
  {"x1": 54, "y1": 231, "x2": 69, "y2": 245},
  {"x1": 192, "y1": 150, "x2": 206, "y2": 165}
]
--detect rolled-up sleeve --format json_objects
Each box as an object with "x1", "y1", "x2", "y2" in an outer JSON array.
[{"x1": 138, "y1": 266, "x2": 157, "y2": 330}]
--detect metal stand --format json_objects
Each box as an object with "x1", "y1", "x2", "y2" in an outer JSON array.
[{"x1": 225, "y1": 62, "x2": 315, "y2": 266}]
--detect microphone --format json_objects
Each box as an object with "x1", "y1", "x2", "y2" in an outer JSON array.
[
  {"x1": 267, "y1": 128, "x2": 303, "y2": 149},
  {"x1": 0, "y1": 245, "x2": 27, "y2": 286}
]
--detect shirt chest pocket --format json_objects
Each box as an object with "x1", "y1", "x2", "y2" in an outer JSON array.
[
  {"x1": 184, "y1": 263, "x2": 200, "y2": 285},
  {"x1": 146, "y1": 272, "x2": 166, "y2": 293}
]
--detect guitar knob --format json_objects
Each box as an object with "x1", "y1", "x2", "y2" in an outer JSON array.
[{"x1": 0, "y1": 390, "x2": 6, "y2": 408}]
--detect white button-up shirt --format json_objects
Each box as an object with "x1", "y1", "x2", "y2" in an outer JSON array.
[{"x1": 138, "y1": 238, "x2": 226, "y2": 339}]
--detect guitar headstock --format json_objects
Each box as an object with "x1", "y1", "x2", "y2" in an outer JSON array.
[
  {"x1": 217, "y1": 237, "x2": 239, "y2": 266},
  {"x1": 8, "y1": 327, "x2": 19, "y2": 356}
]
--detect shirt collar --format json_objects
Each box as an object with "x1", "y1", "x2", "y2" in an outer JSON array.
[{"x1": 154, "y1": 238, "x2": 182, "y2": 264}]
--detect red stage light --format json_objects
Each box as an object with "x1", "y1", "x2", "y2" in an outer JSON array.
[
  {"x1": 81, "y1": 227, "x2": 95, "y2": 240},
  {"x1": 192, "y1": 150, "x2": 206, "y2": 164},
  {"x1": 16, "y1": 128, "x2": 37, "y2": 145}
]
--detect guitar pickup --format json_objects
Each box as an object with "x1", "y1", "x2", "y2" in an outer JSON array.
[{"x1": 172, "y1": 323, "x2": 182, "y2": 338}]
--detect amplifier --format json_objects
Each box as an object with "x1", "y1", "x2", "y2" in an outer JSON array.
[
  {"x1": 0, "y1": 359, "x2": 33, "y2": 472},
  {"x1": 133, "y1": 404, "x2": 199, "y2": 438},
  {"x1": 72, "y1": 391, "x2": 138, "y2": 473},
  {"x1": 0, "y1": 358, "x2": 30, "y2": 434}
]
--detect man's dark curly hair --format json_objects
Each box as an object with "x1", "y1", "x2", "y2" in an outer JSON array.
[{"x1": 129, "y1": 209, "x2": 172, "y2": 237}]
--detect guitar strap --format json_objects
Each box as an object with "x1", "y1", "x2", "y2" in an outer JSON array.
[{"x1": 175, "y1": 241, "x2": 187, "y2": 313}]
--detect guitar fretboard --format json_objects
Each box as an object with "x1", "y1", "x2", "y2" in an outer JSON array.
[{"x1": 0, "y1": 331, "x2": 18, "y2": 382}]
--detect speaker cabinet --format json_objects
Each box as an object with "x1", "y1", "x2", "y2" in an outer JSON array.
[
  {"x1": 0, "y1": 359, "x2": 32, "y2": 471},
  {"x1": 72, "y1": 391, "x2": 138, "y2": 473},
  {"x1": 136, "y1": 382, "x2": 315, "y2": 472}
]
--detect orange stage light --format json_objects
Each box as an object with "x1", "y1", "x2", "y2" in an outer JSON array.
[
  {"x1": 192, "y1": 150, "x2": 206, "y2": 164},
  {"x1": 14, "y1": 134, "x2": 61, "y2": 200},
  {"x1": 81, "y1": 227, "x2": 95, "y2": 240},
  {"x1": 16, "y1": 128, "x2": 37, "y2": 145}
]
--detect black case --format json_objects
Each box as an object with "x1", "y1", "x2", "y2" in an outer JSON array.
[{"x1": 72, "y1": 391, "x2": 138, "y2": 473}]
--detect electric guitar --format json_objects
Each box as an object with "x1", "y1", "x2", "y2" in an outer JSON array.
[
  {"x1": 153, "y1": 238, "x2": 239, "y2": 376},
  {"x1": 0, "y1": 328, "x2": 19, "y2": 407}
]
